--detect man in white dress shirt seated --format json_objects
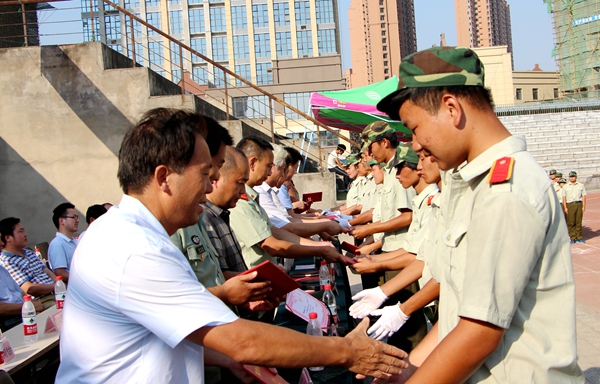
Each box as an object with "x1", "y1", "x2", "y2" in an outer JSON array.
[{"x1": 56, "y1": 108, "x2": 408, "y2": 384}]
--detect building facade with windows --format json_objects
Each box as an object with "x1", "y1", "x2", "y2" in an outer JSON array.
[
  {"x1": 347, "y1": 0, "x2": 417, "y2": 87},
  {"x1": 455, "y1": 0, "x2": 513, "y2": 67},
  {"x1": 82, "y1": 0, "x2": 341, "y2": 88}
]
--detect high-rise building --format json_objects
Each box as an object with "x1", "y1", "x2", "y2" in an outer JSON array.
[
  {"x1": 347, "y1": 0, "x2": 416, "y2": 87},
  {"x1": 83, "y1": 0, "x2": 341, "y2": 88},
  {"x1": 545, "y1": 0, "x2": 600, "y2": 95},
  {"x1": 455, "y1": 0, "x2": 512, "y2": 65}
]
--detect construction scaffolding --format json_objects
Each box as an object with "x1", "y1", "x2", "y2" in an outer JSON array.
[{"x1": 545, "y1": 0, "x2": 600, "y2": 97}]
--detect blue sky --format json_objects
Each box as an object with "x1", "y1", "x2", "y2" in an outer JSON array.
[
  {"x1": 40, "y1": 0, "x2": 557, "y2": 72},
  {"x1": 338, "y1": 0, "x2": 557, "y2": 71}
]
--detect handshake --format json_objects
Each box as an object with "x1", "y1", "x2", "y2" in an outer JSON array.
[{"x1": 349, "y1": 287, "x2": 411, "y2": 341}]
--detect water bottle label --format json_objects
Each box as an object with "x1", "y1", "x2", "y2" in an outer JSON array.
[
  {"x1": 23, "y1": 317, "x2": 37, "y2": 336},
  {"x1": 55, "y1": 294, "x2": 66, "y2": 309},
  {"x1": 319, "y1": 278, "x2": 330, "y2": 289},
  {"x1": 328, "y1": 305, "x2": 338, "y2": 325}
]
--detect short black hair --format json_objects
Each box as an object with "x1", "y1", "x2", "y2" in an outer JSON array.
[
  {"x1": 118, "y1": 108, "x2": 209, "y2": 194},
  {"x1": 52, "y1": 202, "x2": 75, "y2": 229},
  {"x1": 337, "y1": 144, "x2": 346, "y2": 151},
  {"x1": 221, "y1": 146, "x2": 248, "y2": 178},
  {"x1": 373, "y1": 133, "x2": 399, "y2": 149},
  {"x1": 205, "y1": 117, "x2": 234, "y2": 156},
  {"x1": 86, "y1": 204, "x2": 108, "y2": 224},
  {"x1": 0, "y1": 217, "x2": 20, "y2": 245},
  {"x1": 397, "y1": 85, "x2": 494, "y2": 116},
  {"x1": 284, "y1": 146, "x2": 303, "y2": 167},
  {"x1": 236, "y1": 135, "x2": 274, "y2": 160}
]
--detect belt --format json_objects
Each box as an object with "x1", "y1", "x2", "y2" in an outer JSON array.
[{"x1": 567, "y1": 201, "x2": 582, "y2": 204}]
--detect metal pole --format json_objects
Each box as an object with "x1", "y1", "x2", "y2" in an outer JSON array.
[
  {"x1": 224, "y1": 70, "x2": 229, "y2": 120},
  {"x1": 269, "y1": 99, "x2": 275, "y2": 143},
  {"x1": 130, "y1": 16, "x2": 136, "y2": 67},
  {"x1": 90, "y1": 0, "x2": 95, "y2": 42},
  {"x1": 20, "y1": 1, "x2": 28, "y2": 46},
  {"x1": 180, "y1": 45, "x2": 185, "y2": 95}
]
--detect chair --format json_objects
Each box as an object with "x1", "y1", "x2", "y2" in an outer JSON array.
[
  {"x1": 0, "y1": 370, "x2": 15, "y2": 384},
  {"x1": 34, "y1": 242, "x2": 49, "y2": 262}
]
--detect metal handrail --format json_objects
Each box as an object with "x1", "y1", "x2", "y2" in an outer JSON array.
[{"x1": 98, "y1": 0, "x2": 360, "y2": 153}]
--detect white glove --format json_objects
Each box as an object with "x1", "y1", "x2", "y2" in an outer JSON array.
[
  {"x1": 349, "y1": 287, "x2": 388, "y2": 319},
  {"x1": 367, "y1": 304, "x2": 411, "y2": 341}
]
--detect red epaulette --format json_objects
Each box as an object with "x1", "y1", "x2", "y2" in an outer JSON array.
[
  {"x1": 427, "y1": 195, "x2": 435, "y2": 206},
  {"x1": 487, "y1": 157, "x2": 515, "y2": 184},
  {"x1": 240, "y1": 193, "x2": 249, "y2": 201}
]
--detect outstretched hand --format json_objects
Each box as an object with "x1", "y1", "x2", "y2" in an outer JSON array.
[
  {"x1": 344, "y1": 318, "x2": 409, "y2": 379},
  {"x1": 222, "y1": 272, "x2": 272, "y2": 306}
]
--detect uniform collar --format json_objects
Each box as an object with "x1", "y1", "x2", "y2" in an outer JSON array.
[
  {"x1": 458, "y1": 136, "x2": 526, "y2": 183},
  {"x1": 244, "y1": 184, "x2": 260, "y2": 202},
  {"x1": 413, "y1": 183, "x2": 440, "y2": 208}
]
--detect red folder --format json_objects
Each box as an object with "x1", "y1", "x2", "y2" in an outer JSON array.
[
  {"x1": 240, "y1": 261, "x2": 301, "y2": 299},
  {"x1": 242, "y1": 365, "x2": 289, "y2": 384},
  {"x1": 302, "y1": 192, "x2": 322, "y2": 204},
  {"x1": 340, "y1": 241, "x2": 360, "y2": 255}
]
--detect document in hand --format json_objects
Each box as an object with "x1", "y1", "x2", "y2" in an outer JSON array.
[
  {"x1": 302, "y1": 192, "x2": 322, "y2": 204},
  {"x1": 240, "y1": 261, "x2": 301, "y2": 299},
  {"x1": 285, "y1": 288, "x2": 329, "y2": 331},
  {"x1": 242, "y1": 365, "x2": 289, "y2": 384}
]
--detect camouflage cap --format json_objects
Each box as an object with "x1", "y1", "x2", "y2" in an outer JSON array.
[
  {"x1": 345, "y1": 154, "x2": 360, "y2": 167},
  {"x1": 394, "y1": 145, "x2": 419, "y2": 168},
  {"x1": 377, "y1": 46, "x2": 485, "y2": 120},
  {"x1": 569, "y1": 171, "x2": 577, "y2": 177},
  {"x1": 559, "y1": 178, "x2": 567, "y2": 183},
  {"x1": 549, "y1": 169, "x2": 557, "y2": 175},
  {"x1": 361, "y1": 122, "x2": 396, "y2": 151},
  {"x1": 556, "y1": 172, "x2": 563, "y2": 178},
  {"x1": 366, "y1": 159, "x2": 378, "y2": 166}
]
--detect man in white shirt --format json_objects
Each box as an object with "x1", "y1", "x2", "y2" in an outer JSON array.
[{"x1": 56, "y1": 108, "x2": 409, "y2": 384}]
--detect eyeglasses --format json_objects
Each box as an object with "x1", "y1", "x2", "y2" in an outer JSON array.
[{"x1": 62, "y1": 215, "x2": 80, "y2": 221}]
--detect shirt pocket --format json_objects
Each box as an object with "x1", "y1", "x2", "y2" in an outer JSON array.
[
  {"x1": 380, "y1": 187, "x2": 398, "y2": 221},
  {"x1": 442, "y1": 221, "x2": 469, "y2": 294}
]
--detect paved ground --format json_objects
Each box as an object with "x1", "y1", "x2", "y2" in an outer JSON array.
[
  {"x1": 345, "y1": 191, "x2": 600, "y2": 382},
  {"x1": 573, "y1": 191, "x2": 600, "y2": 383}
]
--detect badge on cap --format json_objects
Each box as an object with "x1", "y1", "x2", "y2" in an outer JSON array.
[
  {"x1": 488, "y1": 157, "x2": 515, "y2": 184},
  {"x1": 191, "y1": 235, "x2": 200, "y2": 245}
]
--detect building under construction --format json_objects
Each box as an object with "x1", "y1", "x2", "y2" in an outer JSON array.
[{"x1": 545, "y1": 0, "x2": 600, "y2": 96}]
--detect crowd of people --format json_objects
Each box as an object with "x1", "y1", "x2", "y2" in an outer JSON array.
[{"x1": 0, "y1": 46, "x2": 586, "y2": 383}]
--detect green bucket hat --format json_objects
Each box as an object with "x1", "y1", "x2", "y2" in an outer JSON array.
[
  {"x1": 361, "y1": 121, "x2": 396, "y2": 152},
  {"x1": 345, "y1": 154, "x2": 360, "y2": 167},
  {"x1": 377, "y1": 46, "x2": 485, "y2": 120},
  {"x1": 569, "y1": 171, "x2": 577, "y2": 177},
  {"x1": 394, "y1": 145, "x2": 419, "y2": 168},
  {"x1": 549, "y1": 169, "x2": 557, "y2": 175}
]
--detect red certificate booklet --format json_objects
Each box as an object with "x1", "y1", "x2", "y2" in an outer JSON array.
[
  {"x1": 242, "y1": 365, "x2": 289, "y2": 384},
  {"x1": 302, "y1": 192, "x2": 322, "y2": 204},
  {"x1": 240, "y1": 261, "x2": 301, "y2": 299}
]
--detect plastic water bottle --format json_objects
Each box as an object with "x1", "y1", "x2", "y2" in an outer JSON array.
[
  {"x1": 319, "y1": 260, "x2": 330, "y2": 290},
  {"x1": 55, "y1": 276, "x2": 67, "y2": 309},
  {"x1": 322, "y1": 284, "x2": 338, "y2": 325},
  {"x1": 22, "y1": 295, "x2": 38, "y2": 343},
  {"x1": 306, "y1": 312, "x2": 324, "y2": 372}
]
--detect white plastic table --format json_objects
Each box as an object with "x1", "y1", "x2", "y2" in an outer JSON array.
[{"x1": 1, "y1": 306, "x2": 60, "y2": 375}]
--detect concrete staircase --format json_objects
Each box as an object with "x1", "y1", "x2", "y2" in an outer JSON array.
[{"x1": 499, "y1": 110, "x2": 600, "y2": 190}]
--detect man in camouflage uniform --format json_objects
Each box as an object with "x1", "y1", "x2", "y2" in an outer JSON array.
[{"x1": 375, "y1": 46, "x2": 582, "y2": 383}]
